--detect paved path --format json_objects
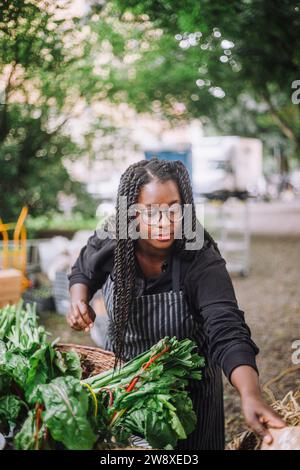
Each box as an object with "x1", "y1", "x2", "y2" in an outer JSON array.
[{"x1": 248, "y1": 199, "x2": 300, "y2": 237}]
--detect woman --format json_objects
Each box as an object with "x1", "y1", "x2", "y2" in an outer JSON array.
[{"x1": 67, "y1": 157, "x2": 285, "y2": 450}]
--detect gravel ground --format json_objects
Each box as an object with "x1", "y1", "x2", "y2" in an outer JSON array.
[{"x1": 38, "y1": 235, "x2": 300, "y2": 445}]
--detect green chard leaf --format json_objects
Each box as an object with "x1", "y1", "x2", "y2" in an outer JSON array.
[
  {"x1": 34, "y1": 376, "x2": 97, "y2": 450},
  {"x1": 0, "y1": 351, "x2": 29, "y2": 389},
  {"x1": 14, "y1": 409, "x2": 46, "y2": 450},
  {"x1": 0, "y1": 395, "x2": 27, "y2": 432},
  {"x1": 54, "y1": 349, "x2": 82, "y2": 380},
  {"x1": 25, "y1": 343, "x2": 56, "y2": 403}
]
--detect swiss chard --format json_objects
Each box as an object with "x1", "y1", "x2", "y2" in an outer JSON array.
[
  {"x1": 32, "y1": 376, "x2": 97, "y2": 450},
  {"x1": 14, "y1": 409, "x2": 47, "y2": 450},
  {"x1": 84, "y1": 336, "x2": 205, "y2": 449},
  {"x1": 0, "y1": 395, "x2": 27, "y2": 434},
  {"x1": 0, "y1": 302, "x2": 205, "y2": 451}
]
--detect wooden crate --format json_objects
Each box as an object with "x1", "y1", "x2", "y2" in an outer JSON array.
[{"x1": 0, "y1": 269, "x2": 22, "y2": 307}]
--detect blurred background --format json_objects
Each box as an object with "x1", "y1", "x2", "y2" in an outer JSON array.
[{"x1": 0, "y1": 0, "x2": 299, "y2": 444}]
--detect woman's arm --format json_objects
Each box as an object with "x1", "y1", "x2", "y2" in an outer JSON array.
[
  {"x1": 67, "y1": 283, "x2": 96, "y2": 332},
  {"x1": 188, "y1": 247, "x2": 261, "y2": 380},
  {"x1": 231, "y1": 365, "x2": 285, "y2": 444},
  {"x1": 187, "y1": 244, "x2": 286, "y2": 443},
  {"x1": 68, "y1": 230, "x2": 115, "y2": 298},
  {"x1": 67, "y1": 228, "x2": 115, "y2": 332}
]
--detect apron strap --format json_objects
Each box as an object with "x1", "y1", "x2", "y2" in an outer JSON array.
[{"x1": 172, "y1": 255, "x2": 181, "y2": 292}]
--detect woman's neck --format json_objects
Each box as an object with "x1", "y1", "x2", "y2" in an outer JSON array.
[{"x1": 135, "y1": 240, "x2": 173, "y2": 263}]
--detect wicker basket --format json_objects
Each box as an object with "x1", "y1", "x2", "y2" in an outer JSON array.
[{"x1": 57, "y1": 342, "x2": 121, "y2": 379}]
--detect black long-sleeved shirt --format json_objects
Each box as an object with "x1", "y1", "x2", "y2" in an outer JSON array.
[{"x1": 68, "y1": 229, "x2": 260, "y2": 383}]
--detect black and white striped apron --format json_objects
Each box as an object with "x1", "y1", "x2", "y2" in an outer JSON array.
[{"x1": 101, "y1": 254, "x2": 225, "y2": 450}]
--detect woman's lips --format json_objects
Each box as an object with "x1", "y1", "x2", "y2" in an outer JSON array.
[{"x1": 153, "y1": 232, "x2": 174, "y2": 240}]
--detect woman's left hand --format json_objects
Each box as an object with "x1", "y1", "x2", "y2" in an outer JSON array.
[{"x1": 241, "y1": 393, "x2": 286, "y2": 444}]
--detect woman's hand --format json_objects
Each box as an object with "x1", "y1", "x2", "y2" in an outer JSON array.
[
  {"x1": 241, "y1": 392, "x2": 286, "y2": 444},
  {"x1": 67, "y1": 299, "x2": 96, "y2": 332},
  {"x1": 230, "y1": 365, "x2": 286, "y2": 445}
]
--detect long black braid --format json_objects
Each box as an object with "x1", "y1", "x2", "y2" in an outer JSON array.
[{"x1": 111, "y1": 157, "x2": 220, "y2": 371}]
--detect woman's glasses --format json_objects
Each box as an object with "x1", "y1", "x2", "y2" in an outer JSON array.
[{"x1": 135, "y1": 203, "x2": 184, "y2": 225}]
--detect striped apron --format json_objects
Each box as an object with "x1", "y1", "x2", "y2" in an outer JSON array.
[{"x1": 101, "y1": 255, "x2": 225, "y2": 450}]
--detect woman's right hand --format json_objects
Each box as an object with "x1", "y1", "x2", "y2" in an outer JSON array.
[{"x1": 67, "y1": 300, "x2": 96, "y2": 332}]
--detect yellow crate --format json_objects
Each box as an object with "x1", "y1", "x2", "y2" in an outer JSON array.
[{"x1": 0, "y1": 206, "x2": 30, "y2": 291}]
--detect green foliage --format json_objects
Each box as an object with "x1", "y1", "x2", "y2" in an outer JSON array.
[
  {"x1": 25, "y1": 212, "x2": 101, "y2": 239},
  {"x1": 1, "y1": 0, "x2": 299, "y2": 224},
  {"x1": 108, "y1": 0, "x2": 300, "y2": 160},
  {"x1": 0, "y1": 1, "x2": 101, "y2": 221}
]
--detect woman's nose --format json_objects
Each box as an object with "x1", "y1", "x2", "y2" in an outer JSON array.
[{"x1": 158, "y1": 211, "x2": 172, "y2": 228}]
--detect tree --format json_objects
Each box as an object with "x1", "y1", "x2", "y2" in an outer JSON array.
[
  {"x1": 104, "y1": 0, "x2": 300, "y2": 162},
  {"x1": 1, "y1": 0, "x2": 299, "y2": 224},
  {"x1": 0, "y1": 0, "x2": 102, "y2": 221}
]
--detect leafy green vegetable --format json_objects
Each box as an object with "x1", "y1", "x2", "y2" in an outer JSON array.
[
  {"x1": 0, "y1": 373, "x2": 11, "y2": 396},
  {"x1": 0, "y1": 301, "x2": 205, "y2": 451},
  {"x1": 0, "y1": 301, "x2": 47, "y2": 354},
  {"x1": 32, "y1": 376, "x2": 97, "y2": 450},
  {"x1": 0, "y1": 395, "x2": 26, "y2": 433},
  {"x1": 84, "y1": 336, "x2": 205, "y2": 449},
  {"x1": 14, "y1": 410, "x2": 47, "y2": 450},
  {"x1": 0, "y1": 305, "x2": 18, "y2": 340},
  {"x1": 112, "y1": 389, "x2": 196, "y2": 449},
  {"x1": 0, "y1": 301, "x2": 85, "y2": 449},
  {"x1": 0, "y1": 351, "x2": 30, "y2": 388},
  {"x1": 85, "y1": 337, "x2": 204, "y2": 391},
  {"x1": 54, "y1": 349, "x2": 82, "y2": 380},
  {"x1": 25, "y1": 344, "x2": 56, "y2": 403}
]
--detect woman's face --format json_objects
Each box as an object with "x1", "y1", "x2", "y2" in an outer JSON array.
[{"x1": 134, "y1": 179, "x2": 182, "y2": 251}]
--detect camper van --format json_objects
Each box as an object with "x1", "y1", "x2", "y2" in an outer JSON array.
[
  {"x1": 144, "y1": 136, "x2": 264, "y2": 198},
  {"x1": 192, "y1": 136, "x2": 264, "y2": 197}
]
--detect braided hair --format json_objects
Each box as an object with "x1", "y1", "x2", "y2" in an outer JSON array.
[{"x1": 111, "y1": 157, "x2": 220, "y2": 370}]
